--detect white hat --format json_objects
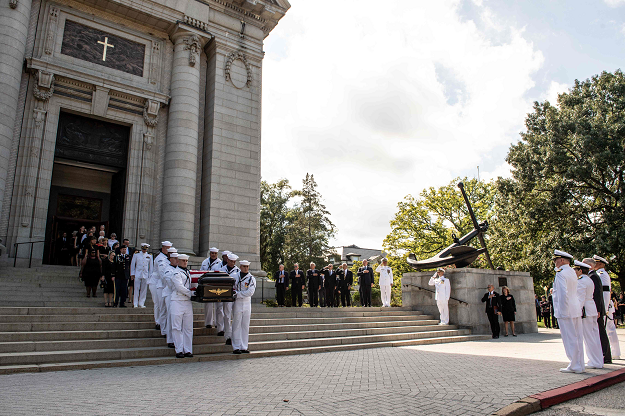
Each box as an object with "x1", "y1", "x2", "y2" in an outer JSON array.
[
  {"x1": 593, "y1": 255, "x2": 609, "y2": 265},
  {"x1": 161, "y1": 241, "x2": 172, "y2": 247},
  {"x1": 573, "y1": 260, "x2": 591, "y2": 269},
  {"x1": 169, "y1": 252, "x2": 179, "y2": 258},
  {"x1": 167, "y1": 247, "x2": 177, "y2": 253},
  {"x1": 381, "y1": 258, "x2": 388, "y2": 262},
  {"x1": 222, "y1": 250, "x2": 231, "y2": 256},
  {"x1": 227, "y1": 253, "x2": 239, "y2": 261},
  {"x1": 209, "y1": 247, "x2": 219, "y2": 253},
  {"x1": 553, "y1": 249, "x2": 573, "y2": 260},
  {"x1": 437, "y1": 267, "x2": 445, "y2": 272},
  {"x1": 178, "y1": 254, "x2": 189, "y2": 261},
  {"x1": 141, "y1": 243, "x2": 150, "y2": 248},
  {"x1": 239, "y1": 260, "x2": 250, "y2": 266}
]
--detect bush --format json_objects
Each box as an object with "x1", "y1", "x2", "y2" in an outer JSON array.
[
  {"x1": 262, "y1": 299, "x2": 278, "y2": 307},
  {"x1": 351, "y1": 288, "x2": 382, "y2": 306}
]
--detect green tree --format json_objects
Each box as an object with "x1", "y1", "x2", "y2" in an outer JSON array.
[
  {"x1": 260, "y1": 179, "x2": 292, "y2": 273},
  {"x1": 499, "y1": 69, "x2": 625, "y2": 288}
]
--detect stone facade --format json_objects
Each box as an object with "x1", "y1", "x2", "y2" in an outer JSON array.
[
  {"x1": 402, "y1": 268, "x2": 538, "y2": 335},
  {"x1": 0, "y1": 0, "x2": 290, "y2": 270}
]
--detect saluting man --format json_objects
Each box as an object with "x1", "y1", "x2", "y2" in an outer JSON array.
[
  {"x1": 376, "y1": 258, "x2": 394, "y2": 307},
  {"x1": 338, "y1": 263, "x2": 353, "y2": 307},
  {"x1": 323, "y1": 264, "x2": 337, "y2": 307},
  {"x1": 232, "y1": 260, "x2": 256, "y2": 354},
  {"x1": 170, "y1": 254, "x2": 194, "y2": 358},
  {"x1": 574, "y1": 261, "x2": 603, "y2": 369},
  {"x1": 131, "y1": 243, "x2": 152, "y2": 308},
  {"x1": 200, "y1": 247, "x2": 221, "y2": 328},
  {"x1": 307, "y1": 263, "x2": 321, "y2": 307},
  {"x1": 593, "y1": 255, "x2": 621, "y2": 360},
  {"x1": 153, "y1": 241, "x2": 172, "y2": 334},
  {"x1": 358, "y1": 260, "x2": 374, "y2": 307},
  {"x1": 552, "y1": 250, "x2": 584, "y2": 373},
  {"x1": 222, "y1": 253, "x2": 240, "y2": 345},
  {"x1": 429, "y1": 267, "x2": 451, "y2": 324},
  {"x1": 290, "y1": 264, "x2": 305, "y2": 307},
  {"x1": 161, "y1": 247, "x2": 178, "y2": 348}
]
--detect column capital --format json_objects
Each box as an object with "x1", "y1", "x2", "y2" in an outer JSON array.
[{"x1": 170, "y1": 24, "x2": 212, "y2": 67}]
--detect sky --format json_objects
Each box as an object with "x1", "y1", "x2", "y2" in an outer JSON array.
[{"x1": 260, "y1": 0, "x2": 625, "y2": 251}]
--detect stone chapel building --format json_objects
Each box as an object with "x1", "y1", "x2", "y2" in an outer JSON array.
[{"x1": 0, "y1": 0, "x2": 289, "y2": 267}]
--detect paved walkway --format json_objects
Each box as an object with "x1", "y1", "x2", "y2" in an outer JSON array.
[{"x1": 0, "y1": 329, "x2": 623, "y2": 416}]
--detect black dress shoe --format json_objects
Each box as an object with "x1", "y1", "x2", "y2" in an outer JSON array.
[
  {"x1": 217, "y1": 331, "x2": 225, "y2": 336},
  {"x1": 205, "y1": 325, "x2": 212, "y2": 328},
  {"x1": 155, "y1": 324, "x2": 161, "y2": 330},
  {"x1": 494, "y1": 335, "x2": 499, "y2": 339},
  {"x1": 241, "y1": 350, "x2": 250, "y2": 354},
  {"x1": 168, "y1": 343, "x2": 175, "y2": 348},
  {"x1": 233, "y1": 349, "x2": 241, "y2": 354},
  {"x1": 184, "y1": 353, "x2": 193, "y2": 357},
  {"x1": 176, "y1": 352, "x2": 184, "y2": 358},
  {"x1": 225, "y1": 338, "x2": 232, "y2": 345}
]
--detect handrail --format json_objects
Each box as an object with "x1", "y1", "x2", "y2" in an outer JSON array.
[
  {"x1": 402, "y1": 283, "x2": 469, "y2": 305},
  {"x1": 13, "y1": 241, "x2": 46, "y2": 268}
]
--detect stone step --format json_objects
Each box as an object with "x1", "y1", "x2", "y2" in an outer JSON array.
[
  {"x1": 0, "y1": 334, "x2": 491, "y2": 374},
  {"x1": 0, "y1": 329, "x2": 473, "y2": 365}
]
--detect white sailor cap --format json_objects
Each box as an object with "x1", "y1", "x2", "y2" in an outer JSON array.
[
  {"x1": 209, "y1": 247, "x2": 219, "y2": 253},
  {"x1": 593, "y1": 255, "x2": 609, "y2": 265},
  {"x1": 239, "y1": 260, "x2": 250, "y2": 266},
  {"x1": 573, "y1": 260, "x2": 591, "y2": 270},
  {"x1": 222, "y1": 250, "x2": 231, "y2": 257},
  {"x1": 169, "y1": 252, "x2": 179, "y2": 258},
  {"x1": 161, "y1": 241, "x2": 172, "y2": 247},
  {"x1": 178, "y1": 254, "x2": 189, "y2": 261},
  {"x1": 140, "y1": 243, "x2": 150, "y2": 248},
  {"x1": 437, "y1": 267, "x2": 445, "y2": 272},
  {"x1": 167, "y1": 247, "x2": 177, "y2": 253},
  {"x1": 227, "y1": 253, "x2": 239, "y2": 261},
  {"x1": 381, "y1": 258, "x2": 388, "y2": 262},
  {"x1": 553, "y1": 249, "x2": 573, "y2": 260}
]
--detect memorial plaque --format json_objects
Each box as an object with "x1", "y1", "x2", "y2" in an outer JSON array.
[{"x1": 61, "y1": 20, "x2": 145, "y2": 76}]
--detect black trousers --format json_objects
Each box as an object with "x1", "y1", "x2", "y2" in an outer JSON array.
[
  {"x1": 115, "y1": 278, "x2": 128, "y2": 306},
  {"x1": 536, "y1": 307, "x2": 541, "y2": 322},
  {"x1": 340, "y1": 287, "x2": 351, "y2": 307},
  {"x1": 486, "y1": 310, "x2": 500, "y2": 337},
  {"x1": 543, "y1": 312, "x2": 551, "y2": 328},
  {"x1": 309, "y1": 288, "x2": 318, "y2": 307},
  {"x1": 598, "y1": 316, "x2": 612, "y2": 363},
  {"x1": 334, "y1": 289, "x2": 340, "y2": 307},
  {"x1": 276, "y1": 283, "x2": 286, "y2": 306},
  {"x1": 361, "y1": 285, "x2": 372, "y2": 307},
  {"x1": 325, "y1": 286, "x2": 335, "y2": 307},
  {"x1": 291, "y1": 285, "x2": 303, "y2": 307}
]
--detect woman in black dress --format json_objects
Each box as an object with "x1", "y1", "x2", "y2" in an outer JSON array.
[
  {"x1": 80, "y1": 247, "x2": 102, "y2": 298},
  {"x1": 500, "y1": 286, "x2": 517, "y2": 336},
  {"x1": 101, "y1": 251, "x2": 116, "y2": 307}
]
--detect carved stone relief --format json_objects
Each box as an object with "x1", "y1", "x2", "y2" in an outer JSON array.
[
  {"x1": 184, "y1": 35, "x2": 201, "y2": 67},
  {"x1": 225, "y1": 51, "x2": 252, "y2": 88},
  {"x1": 44, "y1": 7, "x2": 59, "y2": 55}
]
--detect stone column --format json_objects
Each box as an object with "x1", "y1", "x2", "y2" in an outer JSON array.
[
  {"x1": 0, "y1": 0, "x2": 33, "y2": 238},
  {"x1": 161, "y1": 27, "x2": 207, "y2": 254}
]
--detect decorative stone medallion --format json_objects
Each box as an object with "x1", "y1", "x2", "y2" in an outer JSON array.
[{"x1": 225, "y1": 52, "x2": 252, "y2": 89}]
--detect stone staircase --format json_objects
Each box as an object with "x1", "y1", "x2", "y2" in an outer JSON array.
[{"x1": 0, "y1": 265, "x2": 490, "y2": 374}]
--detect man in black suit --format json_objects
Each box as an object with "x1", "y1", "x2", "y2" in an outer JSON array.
[
  {"x1": 114, "y1": 245, "x2": 131, "y2": 307},
  {"x1": 338, "y1": 263, "x2": 353, "y2": 307},
  {"x1": 274, "y1": 264, "x2": 289, "y2": 307},
  {"x1": 290, "y1": 263, "x2": 305, "y2": 307},
  {"x1": 358, "y1": 260, "x2": 374, "y2": 307},
  {"x1": 323, "y1": 264, "x2": 338, "y2": 307},
  {"x1": 481, "y1": 284, "x2": 501, "y2": 338},
  {"x1": 307, "y1": 263, "x2": 321, "y2": 307},
  {"x1": 55, "y1": 232, "x2": 70, "y2": 265},
  {"x1": 584, "y1": 257, "x2": 612, "y2": 363}
]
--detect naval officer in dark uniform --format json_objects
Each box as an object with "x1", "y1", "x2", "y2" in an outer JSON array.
[{"x1": 114, "y1": 245, "x2": 131, "y2": 307}]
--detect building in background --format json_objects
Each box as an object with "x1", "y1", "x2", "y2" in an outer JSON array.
[{"x1": 329, "y1": 244, "x2": 385, "y2": 266}]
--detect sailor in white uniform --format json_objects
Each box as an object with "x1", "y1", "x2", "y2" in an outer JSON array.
[
  {"x1": 574, "y1": 260, "x2": 603, "y2": 369},
  {"x1": 162, "y1": 248, "x2": 178, "y2": 348},
  {"x1": 552, "y1": 250, "x2": 584, "y2": 373},
  {"x1": 428, "y1": 267, "x2": 451, "y2": 325},
  {"x1": 376, "y1": 258, "x2": 393, "y2": 307},
  {"x1": 170, "y1": 254, "x2": 194, "y2": 358},
  {"x1": 214, "y1": 250, "x2": 231, "y2": 336},
  {"x1": 232, "y1": 260, "x2": 256, "y2": 354},
  {"x1": 222, "y1": 252, "x2": 239, "y2": 345},
  {"x1": 593, "y1": 255, "x2": 620, "y2": 359},
  {"x1": 152, "y1": 241, "x2": 171, "y2": 332},
  {"x1": 131, "y1": 243, "x2": 152, "y2": 308},
  {"x1": 200, "y1": 247, "x2": 222, "y2": 328}
]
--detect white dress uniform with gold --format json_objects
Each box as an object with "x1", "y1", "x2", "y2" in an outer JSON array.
[
  {"x1": 575, "y1": 261, "x2": 603, "y2": 368},
  {"x1": 232, "y1": 261, "x2": 256, "y2": 352},
  {"x1": 428, "y1": 272, "x2": 451, "y2": 325},
  {"x1": 130, "y1": 246, "x2": 152, "y2": 308},
  {"x1": 607, "y1": 300, "x2": 621, "y2": 359},
  {"x1": 170, "y1": 258, "x2": 193, "y2": 355},
  {"x1": 200, "y1": 247, "x2": 222, "y2": 328},
  {"x1": 222, "y1": 253, "x2": 240, "y2": 343},
  {"x1": 376, "y1": 262, "x2": 393, "y2": 307},
  {"x1": 162, "y1": 252, "x2": 178, "y2": 345},
  {"x1": 553, "y1": 250, "x2": 584, "y2": 373}
]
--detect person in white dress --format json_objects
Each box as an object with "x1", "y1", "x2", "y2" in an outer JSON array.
[
  {"x1": 170, "y1": 254, "x2": 193, "y2": 358},
  {"x1": 232, "y1": 260, "x2": 256, "y2": 354},
  {"x1": 200, "y1": 247, "x2": 222, "y2": 328},
  {"x1": 428, "y1": 267, "x2": 451, "y2": 325},
  {"x1": 222, "y1": 252, "x2": 240, "y2": 345},
  {"x1": 593, "y1": 255, "x2": 621, "y2": 360},
  {"x1": 151, "y1": 241, "x2": 171, "y2": 332},
  {"x1": 573, "y1": 260, "x2": 603, "y2": 369},
  {"x1": 376, "y1": 258, "x2": 393, "y2": 307},
  {"x1": 130, "y1": 243, "x2": 152, "y2": 308}
]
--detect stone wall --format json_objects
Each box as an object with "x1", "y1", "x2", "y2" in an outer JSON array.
[{"x1": 402, "y1": 268, "x2": 538, "y2": 335}]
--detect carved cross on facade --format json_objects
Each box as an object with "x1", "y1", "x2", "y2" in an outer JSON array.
[{"x1": 97, "y1": 37, "x2": 114, "y2": 61}]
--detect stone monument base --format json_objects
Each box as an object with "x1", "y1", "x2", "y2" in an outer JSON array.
[{"x1": 402, "y1": 268, "x2": 538, "y2": 335}]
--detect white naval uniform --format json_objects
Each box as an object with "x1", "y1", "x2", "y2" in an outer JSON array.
[
  {"x1": 376, "y1": 265, "x2": 393, "y2": 307},
  {"x1": 428, "y1": 274, "x2": 451, "y2": 325},
  {"x1": 131, "y1": 251, "x2": 153, "y2": 307},
  {"x1": 232, "y1": 271, "x2": 256, "y2": 351},
  {"x1": 200, "y1": 257, "x2": 223, "y2": 327},
  {"x1": 170, "y1": 266, "x2": 193, "y2": 355},
  {"x1": 576, "y1": 274, "x2": 603, "y2": 368},
  {"x1": 607, "y1": 300, "x2": 621, "y2": 359},
  {"x1": 553, "y1": 264, "x2": 584, "y2": 372},
  {"x1": 153, "y1": 252, "x2": 169, "y2": 333},
  {"x1": 162, "y1": 262, "x2": 178, "y2": 345},
  {"x1": 222, "y1": 263, "x2": 239, "y2": 340}
]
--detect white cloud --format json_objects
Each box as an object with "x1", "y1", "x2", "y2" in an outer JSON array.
[
  {"x1": 541, "y1": 81, "x2": 569, "y2": 106},
  {"x1": 261, "y1": 0, "x2": 545, "y2": 250},
  {"x1": 604, "y1": 0, "x2": 625, "y2": 7}
]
